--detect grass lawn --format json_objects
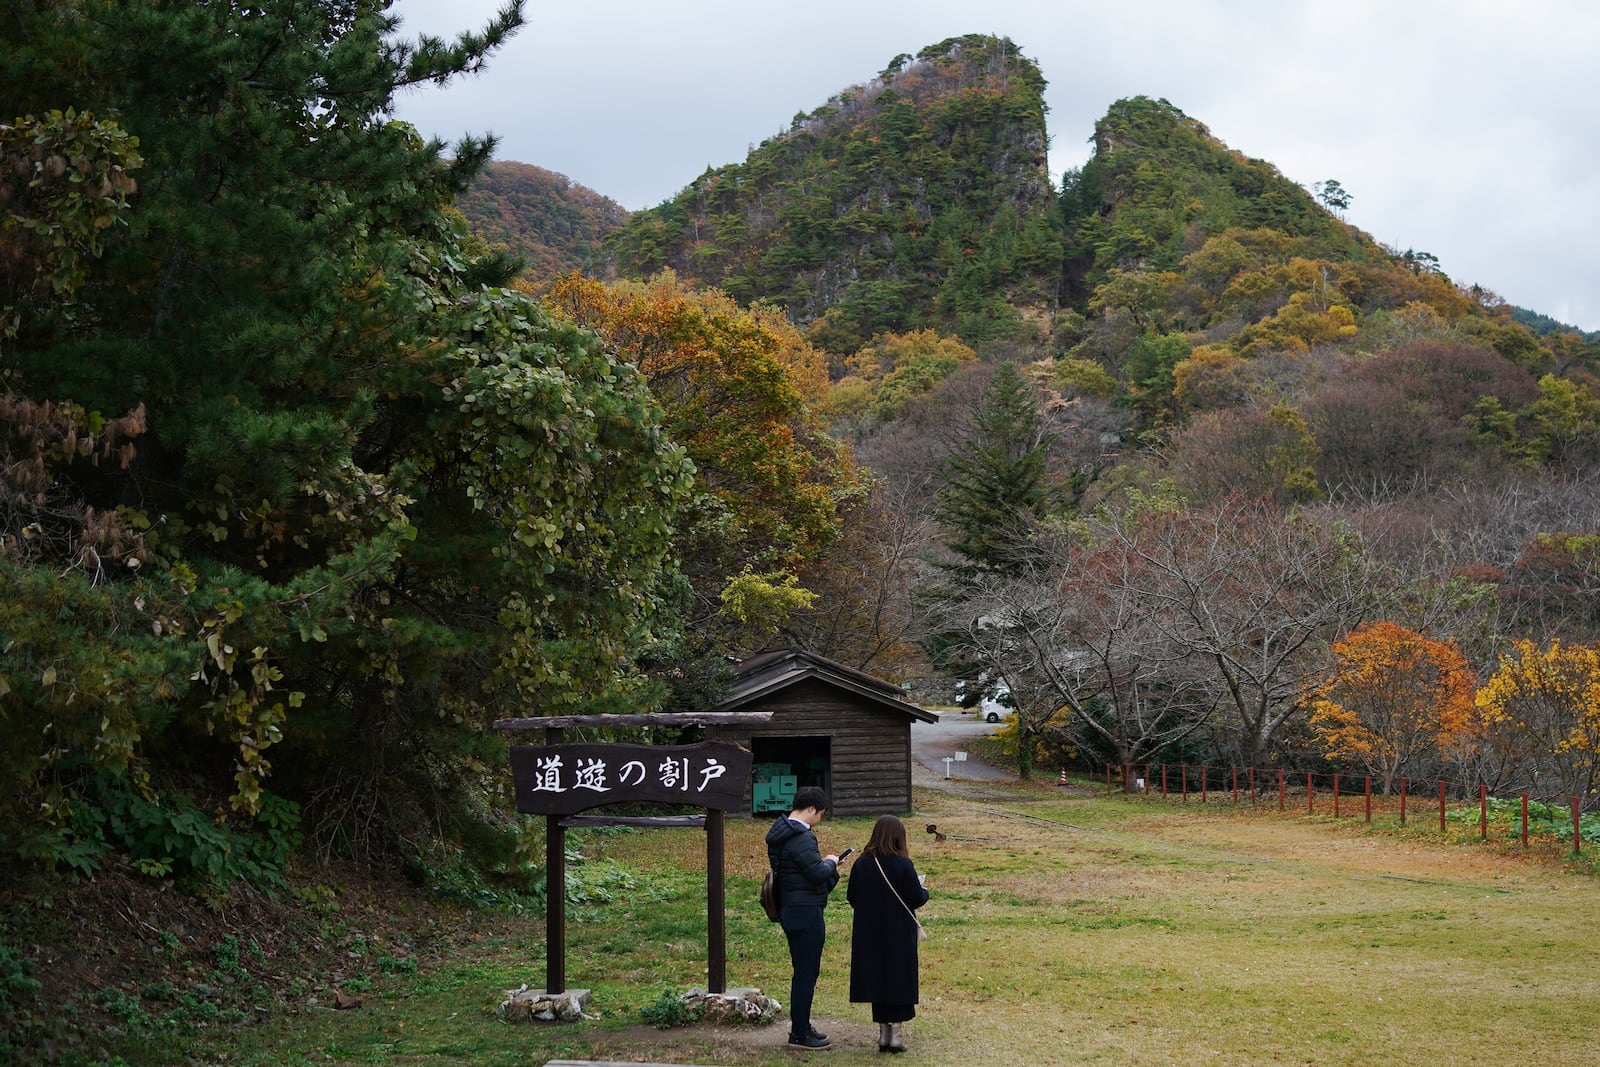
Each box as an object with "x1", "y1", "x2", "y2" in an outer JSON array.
[{"x1": 121, "y1": 777, "x2": 1600, "y2": 1066}]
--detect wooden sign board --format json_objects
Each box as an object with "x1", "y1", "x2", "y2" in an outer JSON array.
[{"x1": 509, "y1": 741, "x2": 752, "y2": 816}]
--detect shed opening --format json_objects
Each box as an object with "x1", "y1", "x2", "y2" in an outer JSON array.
[{"x1": 750, "y1": 736, "x2": 832, "y2": 815}]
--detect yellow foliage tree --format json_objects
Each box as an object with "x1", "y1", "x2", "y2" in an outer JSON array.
[
  {"x1": 1309, "y1": 621, "x2": 1478, "y2": 793},
  {"x1": 1172, "y1": 345, "x2": 1246, "y2": 410},
  {"x1": 831, "y1": 328, "x2": 978, "y2": 425},
  {"x1": 1475, "y1": 639, "x2": 1600, "y2": 801},
  {"x1": 1234, "y1": 292, "x2": 1359, "y2": 357},
  {"x1": 545, "y1": 270, "x2": 862, "y2": 647}
]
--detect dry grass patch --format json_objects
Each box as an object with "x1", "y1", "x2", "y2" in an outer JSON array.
[{"x1": 99, "y1": 783, "x2": 1600, "y2": 1066}]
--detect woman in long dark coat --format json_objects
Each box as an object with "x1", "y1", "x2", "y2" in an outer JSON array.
[{"x1": 847, "y1": 814, "x2": 928, "y2": 1053}]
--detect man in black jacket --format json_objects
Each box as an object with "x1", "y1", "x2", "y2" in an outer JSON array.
[{"x1": 765, "y1": 786, "x2": 841, "y2": 1050}]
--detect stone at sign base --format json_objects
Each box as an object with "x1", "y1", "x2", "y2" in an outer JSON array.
[
  {"x1": 496, "y1": 986, "x2": 591, "y2": 1022},
  {"x1": 681, "y1": 986, "x2": 783, "y2": 1024}
]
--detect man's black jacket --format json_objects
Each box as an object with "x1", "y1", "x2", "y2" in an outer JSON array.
[{"x1": 765, "y1": 816, "x2": 839, "y2": 909}]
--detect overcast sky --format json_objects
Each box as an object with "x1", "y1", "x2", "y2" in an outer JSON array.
[{"x1": 390, "y1": 0, "x2": 1600, "y2": 332}]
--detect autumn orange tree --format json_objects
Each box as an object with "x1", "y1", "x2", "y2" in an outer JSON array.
[
  {"x1": 1309, "y1": 621, "x2": 1479, "y2": 793},
  {"x1": 546, "y1": 271, "x2": 863, "y2": 671},
  {"x1": 1474, "y1": 639, "x2": 1600, "y2": 803}
]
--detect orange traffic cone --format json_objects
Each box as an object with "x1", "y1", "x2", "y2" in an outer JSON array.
[{"x1": 1058, "y1": 768, "x2": 1067, "y2": 786}]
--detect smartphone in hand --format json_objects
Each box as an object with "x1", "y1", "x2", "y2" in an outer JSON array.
[{"x1": 837, "y1": 847, "x2": 855, "y2": 863}]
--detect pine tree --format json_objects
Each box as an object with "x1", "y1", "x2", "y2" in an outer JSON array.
[
  {"x1": 1, "y1": 1, "x2": 694, "y2": 873},
  {"x1": 925, "y1": 361, "x2": 1056, "y2": 777},
  {"x1": 933, "y1": 361, "x2": 1053, "y2": 578}
]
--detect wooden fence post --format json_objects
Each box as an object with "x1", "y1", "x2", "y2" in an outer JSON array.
[
  {"x1": 1278, "y1": 768, "x2": 1285, "y2": 811},
  {"x1": 1364, "y1": 776, "x2": 1371, "y2": 823},
  {"x1": 1307, "y1": 771, "x2": 1314, "y2": 814},
  {"x1": 1333, "y1": 773, "x2": 1340, "y2": 818},
  {"x1": 1479, "y1": 784, "x2": 1487, "y2": 841},
  {"x1": 1201, "y1": 764, "x2": 1208, "y2": 805},
  {"x1": 1438, "y1": 780, "x2": 1447, "y2": 834},
  {"x1": 1574, "y1": 796, "x2": 1583, "y2": 854},
  {"x1": 1400, "y1": 777, "x2": 1408, "y2": 826}
]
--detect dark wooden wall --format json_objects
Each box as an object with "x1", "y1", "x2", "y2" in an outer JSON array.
[{"x1": 732, "y1": 679, "x2": 913, "y2": 817}]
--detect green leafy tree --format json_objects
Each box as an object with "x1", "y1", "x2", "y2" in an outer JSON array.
[
  {"x1": 1121, "y1": 330, "x2": 1192, "y2": 425},
  {"x1": 1, "y1": 0, "x2": 694, "y2": 874},
  {"x1": 1, "y1": 109, "x2": 143, "y2": 341},
  {"x1": 1523, "y1": 375, "x2": 1600, "y2": 470}
]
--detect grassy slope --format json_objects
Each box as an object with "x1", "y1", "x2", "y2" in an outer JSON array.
[{"x1": 75, "y1": 780, "x2": 1600, "y2": 1065}]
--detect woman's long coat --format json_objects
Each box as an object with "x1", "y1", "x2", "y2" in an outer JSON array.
[{"x1": 847, "y1": 851, "x2": 928, "y2": 1006}]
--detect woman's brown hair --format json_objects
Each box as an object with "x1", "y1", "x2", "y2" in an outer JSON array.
[{"x1": 863, "y1": 814, "x2": 909, "y2": 858}]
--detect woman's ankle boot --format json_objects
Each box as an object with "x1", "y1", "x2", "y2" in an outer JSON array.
[
  {"x1": 878, "y1": 1021, "x2": 892, "y2": 1051},
  {"x1": 888, "y1": 1022, "x2": 905, "y2": 1053}
]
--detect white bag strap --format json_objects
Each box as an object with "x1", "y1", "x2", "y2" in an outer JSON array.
[{"x1": 874, "y1": 855, "x2": 924, "y2": 930}]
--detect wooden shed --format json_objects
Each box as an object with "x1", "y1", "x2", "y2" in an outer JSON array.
[{"x1": 708, "y1": 649, "x2": 937, "y2": 818}]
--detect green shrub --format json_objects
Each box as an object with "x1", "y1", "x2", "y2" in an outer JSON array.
[
  {"x1": 96, "y1": 987, "x2": 151, "y2": 1028},
  {"x1": 1446, "y1": 796, "x2": 1600, "y2": 843},
  {"x1": 377, "y1": 955, "x2": 417, "y2": 976},
  {"x1": 213, "y1": 935, "x2": 247, "y2": 981},
  {"x1": 639, "y1": 988, "x2": 704, "y2": 1029},
  {"x1": 20, "y1": 770, "x2": 303, "y2": 893},
  {"x1": 0, "y1": 943, "x2": 41, "y2": 1013}
]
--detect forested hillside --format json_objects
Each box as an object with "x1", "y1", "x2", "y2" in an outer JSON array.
[
  {"x1": 455, "y1": 160, "x2": 626, "y2": 285},
  {"x1": 860, "y1": 93, "x2": 1600, "y2": 781},
  {"x1": 1514, "y1": 305, "x2": 1600, "y2": 343},
  {"x1": 598, "y1": 34, "x2": 1063, "y2": 352},
  {"x1": 9, "y1": 9, "x2": 1600, "y2": 1057}
]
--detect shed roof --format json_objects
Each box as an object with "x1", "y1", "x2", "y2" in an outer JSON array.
[{"x1": 712, "y1": 649, "x2": 938, "y2": 723}]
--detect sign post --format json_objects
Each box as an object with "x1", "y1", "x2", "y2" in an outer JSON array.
[{"x1": 494, "y1": 712, "x2": 770, "y2": 996}]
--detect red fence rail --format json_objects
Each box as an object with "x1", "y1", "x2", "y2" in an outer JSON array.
[{"x1": 1100, "y1": 762, "x2": 1591, "y2": 854}]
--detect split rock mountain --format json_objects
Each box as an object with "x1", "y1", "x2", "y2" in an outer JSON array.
[{"x1": 456, "y1": 33, "x2": 1587, "y2": 358}]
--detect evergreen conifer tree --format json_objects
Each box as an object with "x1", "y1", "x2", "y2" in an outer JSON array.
[
  {"x1": 933, "y1": 361, "x2": 1053, "y2": 578},
  {"x1": 1, "y1": 0, "x2": 693, "y2": 873},
  {"x1": 925, "y1": 362, "x2": 1056, "y2": 776}
]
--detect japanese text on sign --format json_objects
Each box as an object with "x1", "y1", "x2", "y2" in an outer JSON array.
[
  {"x1": 509, "y1": 742, "x2": 752, "y2": 815},
  {"x1": 525, "y1": 753, "x2": 729, "y2": 796}
]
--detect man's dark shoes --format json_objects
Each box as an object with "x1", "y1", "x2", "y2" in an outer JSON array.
[
  {"x1": 808, "y1": 1029, "x2": 828, "y2": 1042},
  {"x1": 788, "y1": 1030, "x2": 831, "y2": 1049}
]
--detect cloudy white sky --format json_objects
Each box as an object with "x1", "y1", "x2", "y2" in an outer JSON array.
[{"x1": 391, "y1": 0, "x2": 1600, "y2": 331}]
